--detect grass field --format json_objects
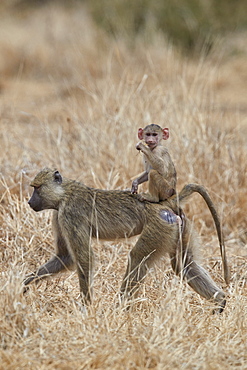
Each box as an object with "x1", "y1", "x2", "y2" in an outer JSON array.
[{"x1": 0, "y1": 3, "x2": 247, "y2": 369}]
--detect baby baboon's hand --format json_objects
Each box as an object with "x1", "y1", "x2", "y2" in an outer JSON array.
[
  {"x1": 136, "y1": 141, "x2": 144, "y2": 151},
  {"x1": 131, "y1": 179, "x2": 139, "y2": 194}
]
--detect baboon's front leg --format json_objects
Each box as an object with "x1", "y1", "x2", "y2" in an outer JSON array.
[
  {"x1": 24, "y1": 211, "x2": 74, "y2": 288},
  {"x1": 66, "y1": 229, "x2": 94, "y2": 304},
  {"x1": 23, "y1": 254, "x2": 74, "y2": 286},
  {"x1": 76, "y1": 256, "x2": 94, "y2": 305}
]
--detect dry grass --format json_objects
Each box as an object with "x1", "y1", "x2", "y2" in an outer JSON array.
[{"x1": 0, "y1": 3, "x2": 247, "y2": 369}]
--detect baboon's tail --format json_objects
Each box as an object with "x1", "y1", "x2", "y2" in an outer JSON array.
[{"x1": 172, "y1": 183, "x2": 230, "y2": 285}]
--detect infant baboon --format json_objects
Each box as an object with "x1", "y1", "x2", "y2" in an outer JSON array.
[
  {"x1": 25, "y1": 168, "x2": 228, "y2": 312},
  {"x1": 131, "y1": 124, "x2": 177, "y2": 202}
]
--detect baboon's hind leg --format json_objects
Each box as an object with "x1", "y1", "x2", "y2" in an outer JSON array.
[
  {"x1": 120, "y1": 235, "x2": 157, "y2": 301},
  {"x1": 170, "y1": 252, "x2": 226, "y2": 313}
]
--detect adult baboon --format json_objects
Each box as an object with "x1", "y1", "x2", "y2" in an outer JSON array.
[{"x1": 25, "y1": 168, "x2": 229, "y2": 312}]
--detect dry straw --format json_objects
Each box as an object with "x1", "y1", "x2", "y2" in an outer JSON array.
[{"x1": 0, "y1": 3, "x2": 246, "y2": 369}]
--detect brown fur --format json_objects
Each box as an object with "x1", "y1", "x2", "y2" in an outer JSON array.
[
  {"x1": 25, "y1": 168, "x2": 227, "y2": 312},
  {"x1": 131, "y1": 124, "x2": 177, "y2": 202}
]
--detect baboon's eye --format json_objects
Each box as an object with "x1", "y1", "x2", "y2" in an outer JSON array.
[{"x1": 54, "y1": 171, "x2": 62, "y2": 184}]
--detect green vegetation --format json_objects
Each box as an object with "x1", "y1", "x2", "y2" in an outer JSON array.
[
  {"x1": 88, "y1": 0, "x2": 247, "y2": 53},
  {"x1": 2, "y1": 0, "x2": 247, "y2": 53}
]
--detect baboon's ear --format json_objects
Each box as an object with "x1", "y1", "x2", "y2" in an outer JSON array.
[
  {"x1": 54, "y1": 170, "x2": 62, "y2": 184},
  {"x1": 138, "y1": 128, "x2": 144, "y2": 140},
  {"x1": 162, "y1": 128, "x2": 169, "y2": 140}
]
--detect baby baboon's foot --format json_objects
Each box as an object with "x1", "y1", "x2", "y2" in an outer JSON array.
[{"x1": 136, "y1": 193, "x2": 159, "y2": 203}]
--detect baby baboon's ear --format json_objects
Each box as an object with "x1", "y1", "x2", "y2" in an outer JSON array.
[
  {"x1": 54, "y1": 170, "x2": 62, "y2": 184},
  {"x1": 162, "y1": 128, "x2": 169, "y2": 140}
]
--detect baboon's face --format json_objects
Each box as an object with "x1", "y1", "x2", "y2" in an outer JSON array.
[
  {"x1": 28, "y1": 169, "x2": 63, "y2": 212},
  {"x1": 28, "y1": 187, "x2": 44, "y2": 212},
  {"x1": 138, "y1": 124, "x2": 169, "y2": 150}
]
